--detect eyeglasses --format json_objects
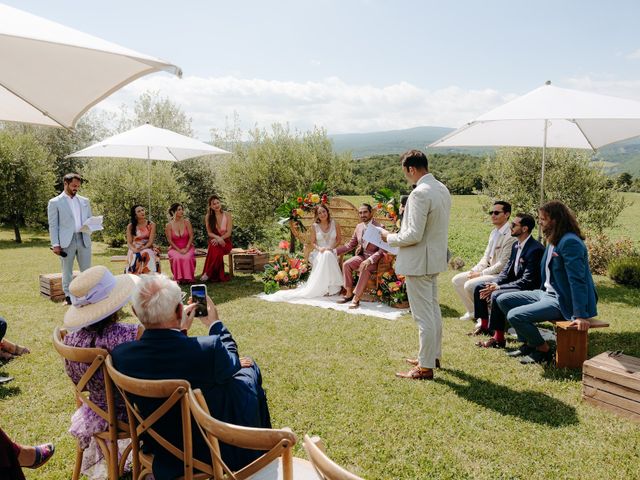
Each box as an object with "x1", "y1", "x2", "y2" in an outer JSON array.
[
  {"x1": 488, "y1": 210, "x2": 504, "y2": 216},
  {"x1": 510, "y1": 222, "x2": 521, "y2": 228}
]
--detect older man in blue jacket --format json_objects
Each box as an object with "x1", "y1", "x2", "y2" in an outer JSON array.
[{"x1": 495, "y1": 201, "x2": 597, "y2": 364}]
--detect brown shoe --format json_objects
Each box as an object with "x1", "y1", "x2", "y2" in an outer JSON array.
[
  {"x1": 405, "y1": 358, "x2": 440, "y2": 369},
  {"x1": 337, "y1": 295, "x2": 354, "y2": 304},
  {"x1": 396, "y1": 366, "x2": 434, "y2": 380},
  {"x1": 475, "y1": 338, "x2": 506, "y2": 349},
  {"x1": 467, "y1": 326, "x2": 490, "y2": 337},
  {"x1": 348, "y1": 299, "x2": 361, "y2": 309}
]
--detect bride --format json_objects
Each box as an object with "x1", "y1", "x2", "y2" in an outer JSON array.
[{"x1": 264, "y1": 204, "x2": 343, "y2": 301}]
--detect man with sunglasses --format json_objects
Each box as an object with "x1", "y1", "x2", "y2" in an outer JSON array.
[
  {"x1": 451, "y1": 201, "x2": 517, "y2": 322},
  {"x1": 472, "y1": 213, "x2": 544, "y2": 347}
]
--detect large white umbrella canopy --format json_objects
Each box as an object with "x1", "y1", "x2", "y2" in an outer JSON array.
[
  {"x1": 0, "y1": 3, "x2": 181, "y2": 128},
  {"x1": 429, "y1": 81, "x2": 640, "y2": 208},
  {"x1": 68, "y1": 124, "x2": 231, "y2": 218}
]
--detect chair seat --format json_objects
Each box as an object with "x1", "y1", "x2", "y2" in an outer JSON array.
[{"x1": 248, "y1": 457, "x2": 317, "y2": 480}]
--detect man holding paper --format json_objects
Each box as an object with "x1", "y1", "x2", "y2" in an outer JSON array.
[
  {"x1": 48, "y1": 173, "x2": 93, "y2": 305},
  {"x1": 382, "y1": 150, "x2": 451, "y2": 380}
]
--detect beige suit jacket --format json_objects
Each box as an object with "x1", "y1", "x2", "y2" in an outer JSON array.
[
  {"x1": 387, "y1": 173, "x2": 451, "y2": 276},
  {"x1": 472, "y1": 222, "x2": 516, "y2": 276}
]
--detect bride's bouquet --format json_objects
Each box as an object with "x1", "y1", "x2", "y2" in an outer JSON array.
[{"x1": 262, "y1": 253, "x2": 311, "y2": 294}]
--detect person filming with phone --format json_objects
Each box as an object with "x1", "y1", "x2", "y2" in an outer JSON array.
[{"x1": 112, "y1": 275, "x2": 271, "y2": 480}]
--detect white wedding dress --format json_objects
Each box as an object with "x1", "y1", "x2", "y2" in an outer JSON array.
[{"x1": 262, "y1": 221, "x2": 343, "y2": 301}]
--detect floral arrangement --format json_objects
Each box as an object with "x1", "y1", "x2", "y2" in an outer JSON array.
[
  {"x1": 376, "y1": 270, "x2": 409, "y2": 307},
  {"x1": 262, "y1": 252, "x2": 311, "y2": 294},
  {"x1": 373, "y1": 188, "x2": 401, "y2": 232},
  {"x1": 275, "y1": 181, "x2": 330, "y2": 232}
]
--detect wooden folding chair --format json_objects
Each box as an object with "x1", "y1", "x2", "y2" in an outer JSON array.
[
  {"x1": 188, "y1": 388, "x2": 318, "y2": 480},
  {"x1": 52, "y1": 327, "x2": 131, "y2": 480},
  {"x1": 105, "y1": 355, "x2": 208, "y2": 480},
  {"x1": 303, "y1": 434, "x2": 364, "y2": 480}
]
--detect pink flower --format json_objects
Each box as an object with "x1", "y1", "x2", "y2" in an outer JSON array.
[
  {"x1": 396, "y1": 281, "x2": 402, "y2": 286},
  {"x1": 279, "y1": 240, "x2": 290, "y2": 250},
  {"x1": 274, "y1": 265, "x2": 279, "y2": 271}
]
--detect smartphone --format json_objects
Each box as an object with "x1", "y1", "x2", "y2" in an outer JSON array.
[{"x1": 190, "y1": 284, "x2": 207, "y2": 317}]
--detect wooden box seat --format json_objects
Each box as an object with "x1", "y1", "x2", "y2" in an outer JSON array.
[{"x1": 550, "y1": 318, "x2": 610, "y2": 369}]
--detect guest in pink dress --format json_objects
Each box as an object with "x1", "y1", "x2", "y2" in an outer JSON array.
[
  {"x1": 201, "y1": 195, "x2": 233, "y2": 282},
  {"x1": 166, "y1": 203, "x2": 196, "y2": 284}
]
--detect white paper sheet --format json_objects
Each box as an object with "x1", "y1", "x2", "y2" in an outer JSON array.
[
  {"x1": 80, "y1": 215, "x2": 103, "y2": 234},
  {"x1": 362, "y1": 223, "x2": 398, "y2": 255}
]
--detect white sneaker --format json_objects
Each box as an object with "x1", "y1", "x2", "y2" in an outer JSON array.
[{"x1": 459, "y1": 312, "x2": 473, "y2": 321}]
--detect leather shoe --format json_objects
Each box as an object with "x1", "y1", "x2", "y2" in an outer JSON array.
[
  {"x1": 405, "y1": 358, "x2": 441, "y2": 369},
  {"x1": 337, "y1": 295, "x2": 354, "y2": 304},
  {"x1": 506, "y1": 344, "x2": 534, "y2": 357},
  {"x1": 466, "y1": 326, "x2": 490, "y2": 337},
  {"x1": 476, "y1": 338, "x2": 506, "y2": 349},
  {"x1": 64, "y1": 296, "x2": 72, "y2": 306},
  {"x1": 395, "y1": 366, "x2": 434, "y2": 380},
  {"x1": 520, "y1": 348, "x2": 555, "y2": 365}
]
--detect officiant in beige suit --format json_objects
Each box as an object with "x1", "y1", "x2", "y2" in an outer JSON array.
[{"x1": 381, "y1": 150, "x2": 451, "y2": 380}]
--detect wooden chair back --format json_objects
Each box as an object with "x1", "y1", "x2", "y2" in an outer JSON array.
[
  {"x1": 105, "y1": 355, "x2": 198, "y2": 480},
  {"x1": 52, "y1": 327, "x2": 129, "y2": 480},
  {"x1": 303, "y1": 435, "x2": 364, "y2": 480},
  {"x1": 187, "y1": 388, "x2": 298, "y2": 480}
]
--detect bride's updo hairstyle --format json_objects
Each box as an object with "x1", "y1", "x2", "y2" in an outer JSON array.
[{"x1": 313, "y1": 204, "x2": 332, "y2": 224}]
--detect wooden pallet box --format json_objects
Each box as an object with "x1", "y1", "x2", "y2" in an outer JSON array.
[
  {"x1": 39, "y1": 271, "x2": 79, "y2": 302},
  {"x1": 233, "y1": 252, "x2": 269, "y2": 273},
  {"x1": 582, "y1": 352, "x2": 640, "y2": 422}
]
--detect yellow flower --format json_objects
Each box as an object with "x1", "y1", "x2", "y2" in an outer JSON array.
[
  {"x1": 311, "y1": 193, "x2": 320, "y2": 203},
  {"x1": 386, "y1": 203, "x2": 395, "y2": 214},
  {"x1": 296, "y1": 208, "x2": 305, "y2": 216},
  {"x1": 275, "y1": 271, "x2": 287, "y2": 281},
  {"x1": 289, "y1": 268, "x2": 299, "y2": 279}
]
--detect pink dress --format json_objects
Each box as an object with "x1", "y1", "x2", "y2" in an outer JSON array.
[{"x1": 168, "y1": 227, "x2": 196, "y2": 283}]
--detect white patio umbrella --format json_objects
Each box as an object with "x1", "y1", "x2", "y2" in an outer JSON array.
[
  {"x1": 0, "y1": 3, "x2": 181, "y2": 128},
  {"x1": 67, "y1": 124, "x2": 230, "y2": 218},
  {"x1": 429, "y1": 81, "x2": 640, "y2": 207}
]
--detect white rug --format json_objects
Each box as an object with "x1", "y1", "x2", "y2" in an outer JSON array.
[{"x1": 256, "y1": 293, "x2": 410, "y2": 320}]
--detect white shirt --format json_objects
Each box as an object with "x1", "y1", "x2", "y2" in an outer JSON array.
[
  {"x1": 63, "y1": 191, "x2": 82, "y2": 232},
  {"x1": 543, "y1": 245, "x2": 555, "y2": 294},
  {"x1": 514, "y1": 235, "x2": 532, "y2": 275},
  {"x1": 488, "y1": 222, "x2": 510, "y2": 261}
]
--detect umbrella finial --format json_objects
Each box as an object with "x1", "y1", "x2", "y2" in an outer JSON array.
[{"x1": 545, "y1": 80, "x2": 552, "y2": 86}]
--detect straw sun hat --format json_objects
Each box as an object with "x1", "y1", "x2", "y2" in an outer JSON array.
[{"x1": 63, "y1": 265, "x2": 138, "y2": 331}]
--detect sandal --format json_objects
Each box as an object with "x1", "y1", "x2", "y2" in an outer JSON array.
[
  {"x1": 1, "y1": 340, "x2": 30, "y2": 356},
  {"x1": 27, "y1": 443, "x2": 55, "y2": 469},
  {"x1": 0, "y1": 350, "x2": 16, "y2": 362},
  {"x1": 348, "y1": 299, "x2": 360, "y2": 309}
]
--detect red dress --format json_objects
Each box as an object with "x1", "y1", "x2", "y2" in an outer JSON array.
[{"x1": 201, "y1": 213, "x2": 232, "y2": 282}]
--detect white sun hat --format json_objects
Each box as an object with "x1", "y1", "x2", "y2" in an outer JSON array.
[{"x1": 63, "y1": 265, "x2": 138, "y2": 331}]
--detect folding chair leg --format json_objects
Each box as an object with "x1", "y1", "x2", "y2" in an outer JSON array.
[{"x1": 72, "y1": 444, "x2": 84, "y2": 480}]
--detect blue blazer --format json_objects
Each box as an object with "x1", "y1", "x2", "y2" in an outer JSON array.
[
  {"x1": 541, "y1": 233, "x2": 598, "y2": 320},
  {"x1": 494, "y1": 236, "x2": 544, "y2": 291},
  {"x1": 112, "y1": 322, "x2": 271, "y2": 479}
]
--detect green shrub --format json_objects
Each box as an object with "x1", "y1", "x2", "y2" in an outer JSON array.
[
  {"x1": 586, "y1": 233, "x2": 636, "y2": 275},
  {"x1": 608, "y1": 256, "x2": 640, "y2": 288}
]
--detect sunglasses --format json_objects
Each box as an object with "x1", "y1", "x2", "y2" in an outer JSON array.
[
  {"x1": 488, "y1": 210, "x2": 504, "y2": 216},
  {"x1": 510, "y1": 222, "x2": 521, "y2": 228}
]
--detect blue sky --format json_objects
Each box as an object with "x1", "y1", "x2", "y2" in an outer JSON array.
[{"x1": 6, "y1": 0, "x2": 640, "y2": 138}]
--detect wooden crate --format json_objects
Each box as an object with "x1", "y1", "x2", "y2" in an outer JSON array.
[
  {"x1": 233, "y1": 253, "x2": 269, "y2": 273},
  {"x1": 39, "y1": 271, "x2": 79, "y2": 302},
  {"x1": 582, "y1": 352, "x2": 640, "y2": 422}
]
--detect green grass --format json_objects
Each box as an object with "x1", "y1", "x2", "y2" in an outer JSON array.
[{"x1": 1, "y1": 196, "x2": 640, "y2": 479}]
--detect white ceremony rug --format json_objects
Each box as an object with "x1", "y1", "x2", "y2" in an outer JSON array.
[{"x1": 256, "y1": 293, "x2": 410, "y2": 320}]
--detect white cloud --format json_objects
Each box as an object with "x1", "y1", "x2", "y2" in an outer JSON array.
[
  {"x1": 564, "y1": 75, "x2": 640, "y2": 101},
  {"x1": 625, "y1": 49, "x2": 640, "y2": 59},
  {"x1": 97, "y1": 75, "x2": 515, "y2": 140}
]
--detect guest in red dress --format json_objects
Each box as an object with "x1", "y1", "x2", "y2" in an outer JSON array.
[
  {"x1": 200, "y1": 195, "x2": 233, "y2": 282},
  {"x1": 165, "y1": 203, "x2": 196, "y2": 284}
]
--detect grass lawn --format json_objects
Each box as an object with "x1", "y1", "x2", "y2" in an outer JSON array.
[{"x1": 1, "y1": 195, "x2": 639, "y2": 479}]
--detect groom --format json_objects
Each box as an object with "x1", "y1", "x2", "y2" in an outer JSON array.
[{"x1": 334, "y1": 204, "x2": 384, "y2": 309}]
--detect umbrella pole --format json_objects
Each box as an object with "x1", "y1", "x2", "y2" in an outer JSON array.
[
  {"x1": 147, "y1": 146, "x2": 152, "y2": 221},
  {"x1": 538, "y1": 119, "x2": 549, "y2": 240}
]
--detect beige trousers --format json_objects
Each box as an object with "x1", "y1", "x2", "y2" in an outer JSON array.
[
  {"x1": 451, "y1": 271, "x2": 497, "y2": 316},
  {"x1": 405, "y1": 274, "x2": 442, "y2": 369}
]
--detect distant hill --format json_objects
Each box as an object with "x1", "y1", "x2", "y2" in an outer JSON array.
[{"x1": 330, "y1": 126, "x2": 640, "y2": 175}]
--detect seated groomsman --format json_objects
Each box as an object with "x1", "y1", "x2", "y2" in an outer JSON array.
[
  {"x1": 472, "y1": 213, "x2": 544, "y2": 347},
  {"x1": 452, "y1": 201, "x2": 517, "y2": 321}
]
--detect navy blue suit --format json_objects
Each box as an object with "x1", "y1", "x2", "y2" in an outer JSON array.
[
  {"x1": 496, "y1": 232, "x2": 598, "y2": 347},
  {"x1": 112, "y1": 322, "x2": 271, "y2": 480},
  {"x1": 473, "y1": 237, "x2": 544, "y2": 331}
]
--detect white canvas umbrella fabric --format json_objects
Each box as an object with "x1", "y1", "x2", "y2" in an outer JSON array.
[
  {"x1": 68, "y1": 124, "x2": 230, "y2": 217},
  {"x1": 0, "y1": 3, "x2": 181, "y2": 128},
  {"x1": 429, "y1": 82, "x2": 640, "y2": 206}
]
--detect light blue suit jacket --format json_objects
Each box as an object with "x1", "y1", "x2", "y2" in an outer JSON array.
[
  {"x1": 47, "y1": 192, "x2": 92, "y2": 248},
  {"x1": 541, "y1": 232, "x2": 597, "y2": 320}
]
